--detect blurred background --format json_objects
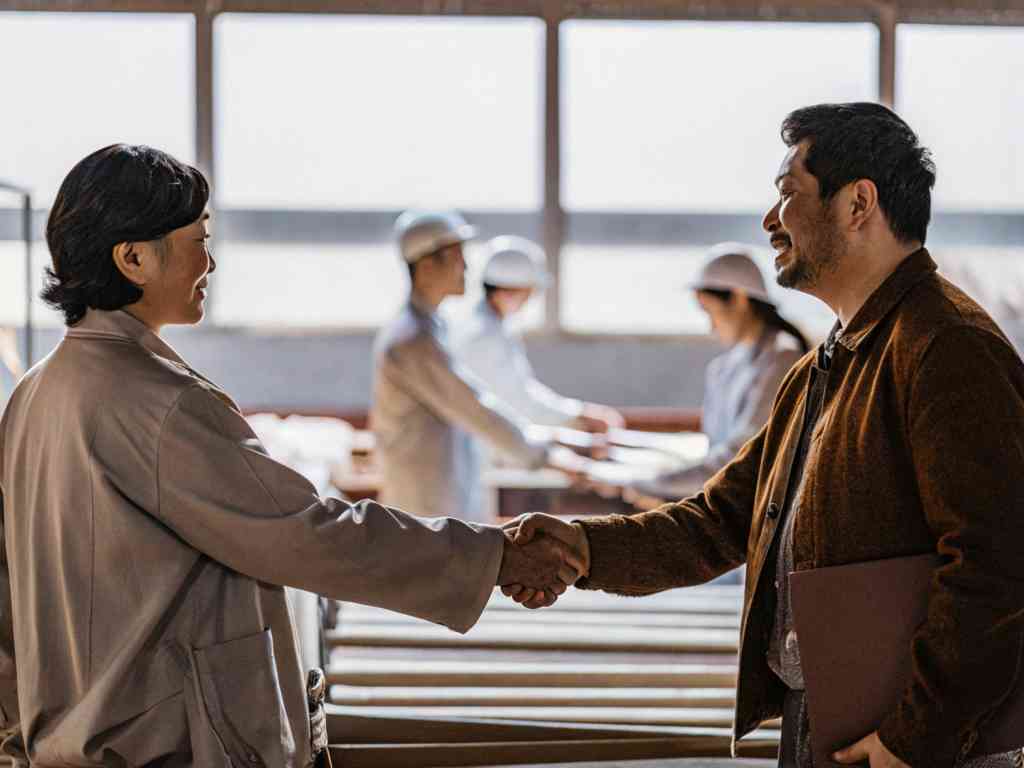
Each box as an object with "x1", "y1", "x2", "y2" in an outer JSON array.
[{"x1": 2, "y1": 1, "x2": 1022, "y2": 414}]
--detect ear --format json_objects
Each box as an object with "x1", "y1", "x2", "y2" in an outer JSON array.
[
  {"x1": 847, "y1": 178, "x2": 879, "y2": 232},
  {"x1": 112, "y1": 241, "x2": 153, "y2": 287}
]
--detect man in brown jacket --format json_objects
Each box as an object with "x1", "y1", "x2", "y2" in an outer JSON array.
[
  {"x1": 507, "y1": 103, "x2": 1024, "y2": 767},
  {"x1": 0, "y1": 145, "x2": 579, "y2": 767}
]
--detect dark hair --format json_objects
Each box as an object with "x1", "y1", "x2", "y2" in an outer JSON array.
[
  {"x1": 42, "y1": 144, "x2": 209, "y2": 326},
  {"x1": 781, "y1": 102, "x2": 936, "y2": 245},
  {"x1": 699, "y1": 289, "x2": 810, "y2": 355}
]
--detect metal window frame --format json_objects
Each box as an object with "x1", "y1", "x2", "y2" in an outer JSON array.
[{"x1": 3, "y1": 0, "x2": 1024, "y2": 338}]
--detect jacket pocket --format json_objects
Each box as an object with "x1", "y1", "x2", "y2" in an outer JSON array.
[{"x1": 185, "y1": 628, "x2": 296, "y2": 768}]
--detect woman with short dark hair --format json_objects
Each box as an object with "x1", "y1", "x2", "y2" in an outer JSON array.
[{"x1": 0, "y1": 145, "x2": 572, "y2": 767}]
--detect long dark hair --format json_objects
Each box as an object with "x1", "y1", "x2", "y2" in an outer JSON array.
[
  {"x1": 42, "y1": 144, "x2": 209, "y2": 326},
  {"x1": 699, "y1": 288, "x2": 810, "y2": 355}
]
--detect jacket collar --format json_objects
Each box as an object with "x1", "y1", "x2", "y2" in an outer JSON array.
[
  {"x1": 836, "y1": 248, "x2": 936, "y2": 353},
  {"x1": 66, "y1": 309, "x2": 190, "y2": 369}
]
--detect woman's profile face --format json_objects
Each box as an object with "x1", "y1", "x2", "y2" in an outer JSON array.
[
  {"x1": 142, "y1": 213, "x2": 216, "y2": 328},
  {"x1": 697, "y1": 291, "x2": 747, "y2": 347}
]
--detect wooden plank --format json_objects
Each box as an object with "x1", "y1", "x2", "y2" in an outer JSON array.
[
  {"x1": 327, "y1": 708, "x2": 761, "y2": 743},
  {"x1": 337, "y1": 606, "x2": 742, "y2": 629},
  {"x1": 330, "y1": 736, "x2": 780, "y2": 767},
  {"x1": 330, "y1": 705, "x2": 747, "y2": 728},
  {"x1": 328, "y1": 660, "x2": 737, "y2": 688},
  {"x1": 481, "y1": 589, "x2": 742, "y2": 615},
  {"x1": 329, "y1": 685, "x2": 737, "y2": 709},
  {"x1": 328, "y1": 624, "x2": 739, "y2": 654}
]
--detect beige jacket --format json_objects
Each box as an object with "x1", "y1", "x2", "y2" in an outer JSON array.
[{"x1": 0, "y1": 309, "x2": 503, "y2": 768}]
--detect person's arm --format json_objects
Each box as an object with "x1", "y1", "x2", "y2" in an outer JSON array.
[
  {"x1": 533, "y1": 420, "x2": 764, "y2": 596},
  {"x1": 156, "y1": 384, "x2": 567, "y2": 634},
  {"x1": 875, "y1": 326, "x2": 1024, "y2": 765},
  {"x1": 630, "y1": 348, "x2": 804, "y2": 500},
  {"x1": 384, "y1": 336, "x2": 549, "y2": 467}
]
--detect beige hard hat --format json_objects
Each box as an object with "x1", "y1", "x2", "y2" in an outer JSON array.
[
  {"x1": 481, "y1": 236, "x2": 549, "y2": 289},
  {"x1": 690, "y1": 242, "x2": 774, "y2": 306},
  {"x1": 394, "y1": 210, "x2": 478, "y2": 264}
]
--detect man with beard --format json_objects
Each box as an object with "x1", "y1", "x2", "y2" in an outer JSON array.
[{"x1": 503, "y1": 102, "x2": 1024, "y2": 767}]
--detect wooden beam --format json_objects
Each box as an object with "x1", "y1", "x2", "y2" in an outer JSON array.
[
  {"x1": 328, "y1": 659, "x2": 737, "y2": 688},
  {"x1": 327, "y1": 624, "x2": 739, "y2": 653},
  {"x1": 328, "y1": 708, "x2": 745, "y2": 742},
  {"x1": 330, "y1": 684, "x2": 737, "y2": 708},
  {"x1": 330, "y1": 704, "x2": 760, "y2": 728},
  {"x1": 338, "y1": 606, "x2": 742, "y2": 628},
  {"x1": 330, "y1": 736, "x2": 780, "y2": 766}
]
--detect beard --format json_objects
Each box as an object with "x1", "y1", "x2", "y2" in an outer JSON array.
[{"x1": 776, "y1": 206, "x2": 845, "y2": 291}]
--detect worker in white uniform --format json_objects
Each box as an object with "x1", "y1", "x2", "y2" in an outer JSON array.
[
  {"x1": 624, "y1": 244, "x2": 810, "y2": 508},
  {"x1": 371, "y1": 212, "x2": 587, "y2": 522},
  {"x1": 452, "y1": 236, "x2": 624, "y2": 433}
]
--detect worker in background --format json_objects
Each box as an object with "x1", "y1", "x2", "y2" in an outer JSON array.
[
  {"x1": 371, "y1": 211, "x2": 588, "y2": 522},
  {"x1": 452, "y1": 235, "x2": 624, "y2": 433},
  {"x1": 624, "y1": 244, "x2": 809, "y2": 509}
]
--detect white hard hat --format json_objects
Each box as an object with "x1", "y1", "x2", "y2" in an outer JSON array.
[
  {"x1": 690, "y1": 242, "x2": 774, "y2": 306},
  {"x1": 394, "y1": 210, "x2": 477, "y2": 264},
  {"x1": 481, "y1": 236, "x2": 549, "y2": 289}
]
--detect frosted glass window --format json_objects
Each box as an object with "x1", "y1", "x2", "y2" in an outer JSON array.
[
  {"x1": 0, "y1": 13, "x2": 195, "y2": 207},
  {"x1": 562, "y1": 21, "x2": 878, "y2": 211},
  {"x1": 0, "y1": 242, "x2": 63, "y2": 329},
  {"x1": 216, "y1": 15, "x2": 543, "y2": 210},
  {"x1": 562, "y1": 244, "x2": 834, "y2": 338},
  {"x1": 897, "y1": 25, "x2": 1024, "y2": 212},
  {"x1": 210, "y1": 243, "x2": 407, "y2": 328}
]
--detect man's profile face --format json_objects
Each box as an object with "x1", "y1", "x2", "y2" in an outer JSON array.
[
  {"x1": 762, "y1": 140, "x2": 844, "y2": 294},
  {"x1": 425, "y1": 243, "x2": 467, "y2": 298}
]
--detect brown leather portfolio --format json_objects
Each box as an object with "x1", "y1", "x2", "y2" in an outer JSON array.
[{"x1": 790, "y1": 553, "x2": 1024, "y2": 766}]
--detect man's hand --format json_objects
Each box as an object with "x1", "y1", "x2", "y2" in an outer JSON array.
[
  {"x1": 497, "y1": 527, "x2": 581, "y2": 609},
  {"x1": 833, "y1": 731, "x2": 910, "y2": 767},
  {"x1": 546, "y1": 445, "x2": 594, "y2": 483},
  {"x1": 575, "y1": 403, "x2": 625, "y2": 434},
  {"x1": 499, "y1": 513, "x2": 592, "y2": 608}
]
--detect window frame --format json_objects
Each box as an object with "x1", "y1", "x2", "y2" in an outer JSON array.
[{"x1": 2, "y1": 0, "x2": 1023, "y2": 341}]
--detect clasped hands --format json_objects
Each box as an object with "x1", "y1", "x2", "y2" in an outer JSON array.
[{"x1": 496, "y1": 514, "x2": 592, "y2": 609}]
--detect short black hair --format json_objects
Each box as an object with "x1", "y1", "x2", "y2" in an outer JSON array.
[
  {"x1": 42, "y1": 144, "x2": 209, "y2": 326},
  {"x1": 781, "y1": 102, "x2": 935, "y2": 245}
]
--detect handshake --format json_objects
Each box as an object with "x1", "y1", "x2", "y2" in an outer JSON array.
[{"x1": 495, "y1": 514, "x2": 592, "y2": 609}]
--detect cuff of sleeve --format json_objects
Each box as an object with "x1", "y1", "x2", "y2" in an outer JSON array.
[
  {"x1": 444, "y1": 523, "x2": 504, "y2": 634},
  {"x1": 877, "y1": 703, "x2": 962, "y2": 768},
  {"x1": 573, "y1": 515, "x2": 651, "y2": 594}
]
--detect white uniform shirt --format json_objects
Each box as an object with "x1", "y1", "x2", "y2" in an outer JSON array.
[
  {"x1": 633, "y1": 328, "x2": 805, "y2": 500},
  {"x1": 371, "y1": 296, "x2": 548, "y2": 521},
  {"x1": 452, "y1": 298, "x2": 583, "y2": 427}
]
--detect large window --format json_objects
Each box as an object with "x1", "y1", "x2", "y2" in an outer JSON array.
[
  {"x1": 0, "y1": 12, "x2": 195, "y2": 328},
  {"x1": 560, "y1": 20, "x2": 878, "y2": 336},
  {"x1": 213, "y1": 14, "x2": 544, "y2": 328},
  {"x1": 897, "y1": 25, "x2": 1024, "y2": 349}
]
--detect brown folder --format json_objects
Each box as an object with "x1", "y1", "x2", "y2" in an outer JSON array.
[{"x1": 790, "y1": 554, "x2": 1024, "y2": 766}]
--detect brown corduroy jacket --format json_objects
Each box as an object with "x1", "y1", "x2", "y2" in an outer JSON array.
[{"x1": 578, "y1": 249, "x2": 1024, "y2": 767}]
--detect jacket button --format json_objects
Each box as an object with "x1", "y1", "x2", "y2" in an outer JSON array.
[{"x1": 767, "y1": 502, "x2": 781, "y2": 520}]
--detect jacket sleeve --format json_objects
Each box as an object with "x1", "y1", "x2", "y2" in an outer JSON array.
[
  {"x1": 383, "y1": 335, "x2": 549, "y2": 467},
  {"x1": 575, "y1": 423, "x2": 765, "y2": 595},
  {"x1": 156, "y1": 384, "x2": 505, "y2": 634},
  {"x1": 877, "y1": 326, "x2": 1024, "y2": 765},
  {"x1": 0, "y1": 489, "x2": 18, "y2": 733},
  {"x1": 632, "y1": 348, "x2": 804, "y2": 500}
]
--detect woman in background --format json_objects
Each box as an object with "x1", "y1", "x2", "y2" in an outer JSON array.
[{"x1": 626, "y1": 243, "x2": 810, "y2": 509}]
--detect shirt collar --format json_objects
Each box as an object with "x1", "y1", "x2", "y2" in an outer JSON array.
[
  {"x1": 408, "y1": 293, "x2": 447, "y2": 336},
  {"x1": 66, "y1": 309, "x2": 190, "y2": 369},
  {"x1": 836, "y1": 247, "x2": 937, "y2": 353}
]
